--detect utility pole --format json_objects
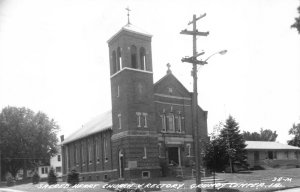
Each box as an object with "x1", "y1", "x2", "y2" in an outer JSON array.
[
  {"x1": 0, "y1": 150, "x2": 1, "y2": 182},
  {"x1": 180, "y1": 14, "x2": 209, "y2": 192}
]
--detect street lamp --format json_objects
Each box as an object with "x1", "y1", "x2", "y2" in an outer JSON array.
[
  {"x1": 203, "y1": 50, "x2": 227, "y2": 63},
  {"x1": 181, "y1": 49, "x2": 227, "y2": 192}
]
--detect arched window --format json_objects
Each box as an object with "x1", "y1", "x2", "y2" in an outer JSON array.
[
  {"x1": 112, "y1": 51, "x2": 117, "y2": 73},
  {"x1": 131, "y1": 45, "x2": 137, "y2": 69},
  {"x1": 118, "y1": 150, "x2": 124, "y2": 178},
  {"x1": 104, "y1": 136, "x2": 108, "y2": 162},
  {"x1": 96, "y1": 138, "x2": 100, "y2": 163},
  {"x1": 140, "y1": 47, "x2": 146, "y2": 70},
  {"x1": 117, "y1": 47, "x2": 122, "y2": 70},
  {"x1": 167, "y1": 113, "x2": 175, "y2": 132},
  {"x1": 88, "y1": 140, "x2": 92, "y2": 164},
  {"x1": 161, "y1": 114, "x2": 166, "y2": 132},
  {"x1": 81, "y1": 141, "x2": 85, "y2": 165}
]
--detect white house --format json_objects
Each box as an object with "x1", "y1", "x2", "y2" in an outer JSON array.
[{"x1": 245, "y1": 141, "x2": 300, "y2": 169}]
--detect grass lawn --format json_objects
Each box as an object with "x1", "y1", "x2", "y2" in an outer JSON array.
[{"x1": 2, "y1": 168, "x2": 300, "y2": 192}]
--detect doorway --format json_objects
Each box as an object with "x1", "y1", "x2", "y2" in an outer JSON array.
[{"x1": 168, "y1": 147, "x2": 179, "y2": 166}]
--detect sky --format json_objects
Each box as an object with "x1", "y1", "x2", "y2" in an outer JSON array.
[{"x1": 0, "y1": 0, "x2": 299, "y2": 144}]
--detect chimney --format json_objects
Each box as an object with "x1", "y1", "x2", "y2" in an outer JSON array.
[{"x1": 60, "y1": 135, "x2": 64, "y2": 142}]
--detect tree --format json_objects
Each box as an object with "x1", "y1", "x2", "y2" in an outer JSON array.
[
  {"x1": 242, "y1": 128, "x2": 277, "y2": 141},
  {"x1": 291, "y1": 6, "x2": 300, "y2": 34},
  {"x1": 47, "y1": 168, "x2": 57, "y2": 185},
  {"x1": 32, "y1": 171, "x2": 40, "y2": 184},
  {"x1": 219, "y1": 116, "x2": 248, "y2": 173},
  {"x1": 287, "y1": 123, "x2": 300, "y2": 147},
  {"x1": 203, "y1": 138, "x2": 227, "y2": 172},
  {"x1": 67, "y1": 169, "x2": 79, "y2": 186},
  {"x1": 0, "y1": 106, "x2": 59, "y2": 177},
  {"x1": 204, "y1": 116, "x2": 248, "y2": 173}
]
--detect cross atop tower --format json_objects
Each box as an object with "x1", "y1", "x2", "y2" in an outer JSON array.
[
  {"x1": 126, "y1": 7, "x2": 131, "y2": 25},
  {"x1": 166, "y1": 63, "x2": 172, "y2": 74}
]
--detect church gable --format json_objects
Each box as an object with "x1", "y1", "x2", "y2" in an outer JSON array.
[{"x1": 154, "y1": 73, "x2": 191, "y2": 98}]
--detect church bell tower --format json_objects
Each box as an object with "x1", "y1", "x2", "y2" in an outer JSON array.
[{"x1": 107, "y1": 15, "x2": 160, "y2": 179}]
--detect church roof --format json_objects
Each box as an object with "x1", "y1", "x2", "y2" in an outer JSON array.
[
  {"x1": 63, "y1": 110, "x2": 112, "y2": 144},
  {"x1": 245, "y1": 141, "x2": 300, "y2": 150},
  {"x1": 107, "y1": 23, "x2": 152, "y2": 43},
  {"x1": 154, "y1": 72, "x2": 192, "y2": 97}
]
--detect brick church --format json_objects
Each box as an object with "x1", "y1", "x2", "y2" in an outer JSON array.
[{"x1": 61, "y1": 20, "x2": 208, "y2": 181}]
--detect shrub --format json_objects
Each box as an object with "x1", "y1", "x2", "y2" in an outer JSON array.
[
  {"x1": 67, "y1": 169, "x2": 79, "y2": 186},
  {"x1": 6, "y1": 172, "x2": 16, "y2": 187},
  {"x1": 47, "y1": 168, "x2": 57, "y2": 185},
  {"x1": 32, "y1": 171, "x2": 40, "y2": 184}
]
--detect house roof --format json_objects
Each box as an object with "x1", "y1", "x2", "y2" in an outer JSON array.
[
  {"x1": 63, "y1": 110, "x2": 112, "y2": 145},
  {"x1": 107, "y1": 23, "x2": 152, "y2": 43},
  {"x1": 245, "y1": 141, "x2": 300, "y2": 150}
]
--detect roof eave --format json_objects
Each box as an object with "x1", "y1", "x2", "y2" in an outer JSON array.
[{"x1": 62, "y1": 126, "x2": 112, "y2": 145}]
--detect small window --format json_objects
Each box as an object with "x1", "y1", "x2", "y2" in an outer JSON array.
[
  {"x1": 142, "y1": 171, "x2": 150, "y2": 179},
  {"x1": 56, "y1": 167, "x2": 62, "y2": 173},
  {"x1": 104, "y1": 174, "x2": 108, "y2": 180},
  {"x1": 187, "y1": 144, "x2": 191, "y2": 157},
  {"x1": 161, "y1": 114, "x2": 166, "y2": 132},
  {"x1": 117, "y1": 86, "x2": 120, "y2": 97},
  {"x1": 41, "y1": 168, "x2": 44, "y2": 174},
  {"x1": 88, "y1": 175, "x2": 92, "y2": 181},
  {"x1": 136, "y1": 112, "x2": 141, "y2": 127},
  {"x1": 57, "y1": 155, "x2": 61, "y2": 162},
  {"x1": 118, "y1": 114, "x2": 122, "y2": 129},
  {"x1": 142, "y1": 113, "x2": 148, "y2": 128},
  {"x1": 143, "y1": 146, "x2": 147, "y2": 159},
  {"x1": 45, "y1": 167, "x2": 48, "y2": 174}
]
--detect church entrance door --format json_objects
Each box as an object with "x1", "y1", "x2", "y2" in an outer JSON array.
[{"x1": 168, "y1": 147, "x2": 179, "y2": 166}]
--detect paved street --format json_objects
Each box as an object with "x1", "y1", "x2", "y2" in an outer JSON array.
[{"x1": 275, "y1": 187, "x2": 300, "y2": 192}]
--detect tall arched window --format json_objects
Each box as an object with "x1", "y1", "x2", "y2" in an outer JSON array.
[
  {"x1": 117, "y1": 47, "x2": 122, "y2": 70},
  {"x1": 81, "y1": 141, "x2": 85, "y2": 165},
  {"x1": 140, "y1": 47, "x2": 146, "y2": 70},
  {"x1": 88, "y1": 140, "x2": 92, "y2": 164},
  {"x1": 131, "y1": 45, "x2": 137, "y2": 69},
  {"x1": 112, "y1": 51, "x2": 117, "y2": 73},
  {"x1": 167, "y1": 113, "x2": 175, "y2": 132}
]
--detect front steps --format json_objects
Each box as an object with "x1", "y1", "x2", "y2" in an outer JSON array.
[{"x1": 167, "y1": 166, "x2": 227, "y2": 183}]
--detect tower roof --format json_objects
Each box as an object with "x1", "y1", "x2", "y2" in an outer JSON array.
[{"x1": 107, "y1": 23, "x2": 152, "y2": 43}]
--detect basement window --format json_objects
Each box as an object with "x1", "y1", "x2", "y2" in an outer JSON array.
[{"x1": 142, "y1": 171, "x2": 150, "y2": 179}]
